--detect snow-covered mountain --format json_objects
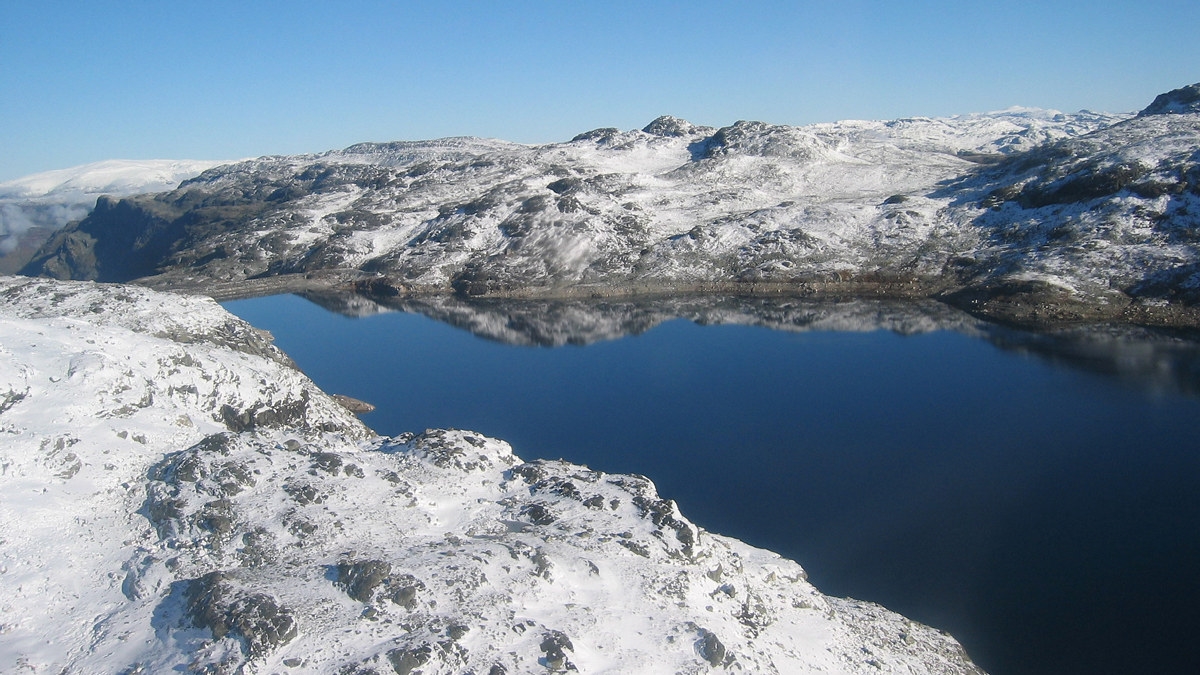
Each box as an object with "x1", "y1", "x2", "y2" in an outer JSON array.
[
  {"x1": 20, "y1": 84, "x2": 1200, "y2": 327},
  {"x1": 19, "y1": 109, "x2": 1121, "y2": 290},
  {"x1": 0, "y1": 159, "x2": 229, "y2": 273},
  {"x1": 0, "y1": 276, "x2": 983, "y2": 673}
]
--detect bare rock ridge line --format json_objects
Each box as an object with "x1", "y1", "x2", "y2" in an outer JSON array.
[
  {"x1": 0, "y1": 275, "x2": 985, "y2": 673},
  {"x1": 19, "y1": 82, "x2": 1200, "y2": 328}
]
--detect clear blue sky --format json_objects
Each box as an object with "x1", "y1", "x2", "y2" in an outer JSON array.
[{"x1": 2, "y1": 0, "x2": 1197, "y2": 182}]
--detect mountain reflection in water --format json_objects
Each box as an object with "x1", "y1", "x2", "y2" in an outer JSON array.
[
  {"x1": 225, "y1": 292, "x2": 1200, "y2": 675},
  {"x1": 300, "y1": 289, "x2": 1200, "y2": 396}
]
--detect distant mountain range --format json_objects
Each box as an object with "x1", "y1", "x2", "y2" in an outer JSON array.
[
  {"x1": 17, "y1": 82, "x2": 1200, "y2": 327},
  {"x1": 0, "y1": 159, "x2": 228, "y2": 273}
]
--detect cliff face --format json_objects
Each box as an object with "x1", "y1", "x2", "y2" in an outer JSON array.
[
  {"x1": 20, "y1": 85, "x2": 1200, "y2": 327},
  {"x1": 0, "y1": 275, "x2": 983, "y2": 674}
]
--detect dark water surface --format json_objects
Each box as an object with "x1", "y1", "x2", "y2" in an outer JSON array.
[{"x1": 223, "y1": 293, "x2": 1200, "y2": 675}]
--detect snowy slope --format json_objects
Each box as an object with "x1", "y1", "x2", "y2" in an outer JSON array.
[
  {"x1": 932, "y1": 90, "x2": 1200, "y2": 322},
  {"x1": 0, "y1": 276, "x2": 983, "y2": 674}
]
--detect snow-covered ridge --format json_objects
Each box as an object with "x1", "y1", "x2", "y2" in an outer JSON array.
[
  {"x1": 21, "y1": 108, "x2": 1122, "y2": 285},
  {"x1": 0, "y1": 276, "x2": 983, "y2": 673},
  {"x1": 931, "y1": 96, "x2": 1200, "y2": 321},
  {"x1": 1137, "y1": 82, "x2": 1200, "y2": 117},
  {"x1": 19, "y1": 82, "x2": 1200, "y2": 327}
]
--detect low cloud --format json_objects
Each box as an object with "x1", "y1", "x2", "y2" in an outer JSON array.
[{"x1": 0, "y1": 199, "x2": 91, "y2": 253}]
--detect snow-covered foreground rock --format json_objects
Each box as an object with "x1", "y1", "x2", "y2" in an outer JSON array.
[{"x1": 0, "y1": 276, "x2": 982, "y2": 674}]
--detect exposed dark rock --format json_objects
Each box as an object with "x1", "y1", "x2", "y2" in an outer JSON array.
[
  {"x1": 0, "y1": 387, "x2": 27, "y2": 414},
  {"x1": 642, "y1": 115, "x2": 712, "y2": 138},
  {"x1": 570, "y1": 128, "x2": 621, "y2": 144},
  {"x1": 1139, "y1": 82, "x2": 1200, "y2": 116},
  {"x1": 184, "y1": 571, "x2": 297, "y2": 658},
  {"x1": 386, "y1": 645, "x2": 432, "y2": 675},
  {"x1": 409, "y1": 429, "x2": 503, "y2": 471},
  {"x1": 387, "y1": 575, "x2": 426, "y2": 609},
  {"x1": 144, "y1": 494, "x2": 187, "y2": 539},
  {"x1": 283, "y1": 481, "x2": 324, "y2": 506},
  {"x1": 310, "y1": 451, "x2": 344, "y2": 475},
  {"x1": 1014, "y1": 161, "x2": 1149, "y2": 208},
  {"x1": 696, "y1": 627, "x2": 727, "y2": 667},
  {"x1": 539, "y1": 630, "x2": 576, "y2": 671},
  {"x1": 237, "y1": 528, "x2": 279, "y2": 568},
  {"x1": 218, "y1": 392, "x2": 333, "y2": 433},
  {"x1": 546, "y1": 177, "x2": 583, "y2": 195},
  {"x1": 332, "y1": 394, "x2": 376, "y2": 413},
  {"x1": 521, "y1": 502, "x2": 557, "y2": 526},
  {"x1": 198, "y1": 498, "x2": 236, "y2": 539},
  {"x1": 334, "y1": 559, "x2": 393, "y2": 603}
]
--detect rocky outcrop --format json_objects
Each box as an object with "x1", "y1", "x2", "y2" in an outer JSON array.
[{"x1": 1138, "y1": 83, "x2": 1200, "y2": 116}]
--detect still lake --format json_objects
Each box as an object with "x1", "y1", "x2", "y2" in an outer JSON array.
[{"x1": 224, "y1": 292, "x2": 1200, "y2": 675}]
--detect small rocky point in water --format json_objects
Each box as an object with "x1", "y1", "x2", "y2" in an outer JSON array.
[{"x1": 332, "y1": 394, "x2": 376, "y2": 413}]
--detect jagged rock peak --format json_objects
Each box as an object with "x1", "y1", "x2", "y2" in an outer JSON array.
[
  {"x1": 569, "y1": 127, "x2": 623, "y2": 143},
  {"x1": 641, "y1": 115, "x2": 711, "y2": 137},
  {"x1": 570, "y1": 116, "x2": 716, "y2": 143},
  {"x1": 1138, "y1": 82, "x2": 1200, "y2": 116}
]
